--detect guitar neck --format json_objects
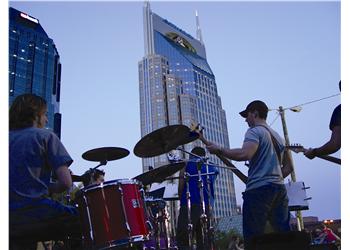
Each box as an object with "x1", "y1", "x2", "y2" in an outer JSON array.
[
  {"x1": 317, "y1": 155, "x2": 341, "y2": 165},
  {"x1": 288, "y1": 146, "x2": 341, "y2": 165},
  {"x1": 198, "y1": 135, "x2": 248, "y2": 184}
]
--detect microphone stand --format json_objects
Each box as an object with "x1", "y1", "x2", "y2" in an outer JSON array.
[
  {"x1": 177, "y1": 147, "x2": 209, "y2": 249},
  {"x1": 204, "y1": 157, "x2": 215, "y2": 250},
  {"x1": 196, "y1": 158, "x2": 208, "y2": 249},
  {"x1": 184, "y1": 171, "x2": 193, "y2": 249}
]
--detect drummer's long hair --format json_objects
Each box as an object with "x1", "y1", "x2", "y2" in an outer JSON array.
[{"x1": 9, "y1": 94, "x2": 47, "y2": 130}]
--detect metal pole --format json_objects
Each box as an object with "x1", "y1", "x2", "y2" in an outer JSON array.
[{"x1": 279, "y1": 106, "x2": 304, "y2": 231}]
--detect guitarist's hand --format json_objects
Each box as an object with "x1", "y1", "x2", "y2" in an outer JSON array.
[
  {"x1": 304, "y1": 148, "x2": 317, "y2": 159},
  {"x1": 206, "y1": 143, "x2": 222, "y2": 155}
]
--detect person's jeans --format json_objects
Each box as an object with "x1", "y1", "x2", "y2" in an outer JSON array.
[{"x1": 242, "y1": 183, "x2": 290, "y2": 250}]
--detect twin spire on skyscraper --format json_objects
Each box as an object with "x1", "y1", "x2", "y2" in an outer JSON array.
[{"x1": 195, "y1": 10, "x2": 204, "y2": 45}]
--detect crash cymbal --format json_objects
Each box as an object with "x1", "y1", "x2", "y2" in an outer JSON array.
[
  {"x1": 134, "y1": 125, "x2": 199, "y2": 158},
  {"x1": 82, "y1": 147, "x2": 129, "y2": 162},
  {"x1": 134, "y1": 161, "x2": 186, "y2": 186}
]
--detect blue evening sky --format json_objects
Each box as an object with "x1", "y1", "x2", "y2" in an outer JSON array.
[{"x1": 5, "y1": 1, "x2": 343, "y2": 223}]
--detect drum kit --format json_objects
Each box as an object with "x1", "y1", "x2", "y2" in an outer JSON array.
[{"x1": 72, "y1": 125, "x2": 216, "y2": 250}]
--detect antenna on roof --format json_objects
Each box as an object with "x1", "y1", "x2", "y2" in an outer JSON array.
[{"x1": 195, "y1": 10, "x2": 204, "y2": 44}]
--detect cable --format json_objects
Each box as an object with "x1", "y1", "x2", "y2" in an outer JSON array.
[
  {"x1": 284, "y1": 93, "x2": 340, "y2": 110},
  {"x1": 269, "y1": 93, "x2": 340, "y2": 111},
  {"x1": 269, "y1": 111, "x2": 280, "y2": 127}
]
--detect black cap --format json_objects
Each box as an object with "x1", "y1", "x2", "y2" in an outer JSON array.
[{"x1": 239, "y1": 100, "x2": 269, "y2": 119}]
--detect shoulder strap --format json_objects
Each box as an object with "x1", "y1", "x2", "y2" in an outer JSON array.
[{"x1": 255, "y1": 124, "x2": 283, "y2": 166}]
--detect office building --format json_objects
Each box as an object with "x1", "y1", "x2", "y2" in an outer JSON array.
[
  {"x1": 138, "y1": 2, "x2": 237, "y2": 218},
  {"x1": 9, "y1": 7, "x2": 62, "y2": 137}
]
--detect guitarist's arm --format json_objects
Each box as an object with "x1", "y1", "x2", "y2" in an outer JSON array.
[
  {"x1": 199, "y1": 138, "x2": 248, "y2": 183},
  {"x1": 192, "y1": 124, "x2": 249, "y2": 183},
  {"x1": 207, "y1": 141, "x2": 258, "y2": 184},
  {"x1": 207, "y1": 141, "x2": 258, "y2": 163},
  {"x1": 304, "y1": 126, "x2": 341, "y2": 159}
]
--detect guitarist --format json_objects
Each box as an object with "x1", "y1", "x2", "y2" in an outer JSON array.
[
  {"x1": 206, "y1": 100, "x2": 293, "y2": 250},
  {"x1": 304, "y1": 80, "x2": 341, "y2": 161}
]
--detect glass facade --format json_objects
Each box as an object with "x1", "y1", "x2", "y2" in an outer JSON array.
[
  {"x1": 139, "y1": 3, "x2": 238, "y2": 218},
  {"x1": 9, "y1": 7, "x2": 62, "y2": 137}
]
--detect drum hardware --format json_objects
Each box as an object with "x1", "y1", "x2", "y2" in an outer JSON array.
[
  {"x1": 71, "y1": 146, "x2": 130, "y2": 188},
  {"x1": 133, "y1": 161, "x2": 186, "y2": 186},
  {"x1": 82, "y1": 147, "x2": 130, "y2": 162},
  {"x1": 144, "y1": 198, "x2": 172, "y2": 250},
  {"x1": 184, "y1": 171, "x2": 193, "y2": 249},
  {"x1": 133, "y1": 125, "x2": 199, "y2": 158},
  {"x1": 77, "y1": 179, "x2": 149, "y2": 249},
  {"x1": 82, "y1": 194, "x2": 94, "y2": 242},
  {"x1": 132, "y1": 125, "x2": 201, "y2": 249},
  {"x1": 118, "y1": 181, "x2": 132, "y2": 243},
  {"x1": 176, "y1": 147, "x2": 217, "y2": 250}
]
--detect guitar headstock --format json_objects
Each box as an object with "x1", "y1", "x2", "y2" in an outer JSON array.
[
  {"x1": 286, "y1": 143, "x2": 305, "y2": 153},
  {"x1": 190, "y1": 123, "x2": 204, "y2": 138}
]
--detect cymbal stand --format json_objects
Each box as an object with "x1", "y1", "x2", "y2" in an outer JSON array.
[
  {"x1": 204, "y1": 158, "x2": 215, "y2": 250},
  {"x1": 92, "y1": 159, "x2": 107, "y2": 170},
  {"x1": 184, "y1": 171, "x2": 193, "y2": 249},
  {"x1": 177, "y1": 147, "x2": 210, "y2": 249},
  {"x1": 81, "y1": 160, "x2": 108, "y2": 187},
  {"x1": 195, "y1": 159, "x2": 208, "y2": 249}
]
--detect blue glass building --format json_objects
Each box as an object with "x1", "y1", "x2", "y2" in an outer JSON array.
[
  {"x1": 9, "y1": 7, "x2": 62, "y2": 137},
  {"x1": 138, "y1": 3, "x2": 238, "y2": 219}
]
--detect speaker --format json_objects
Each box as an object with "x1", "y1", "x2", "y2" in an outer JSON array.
[
  {"x1": 250, "y1": 231, "x2": 311, "y2": 250},
  {"x1": 309, "y1": 243, "x2": 338, "y2": 250}
]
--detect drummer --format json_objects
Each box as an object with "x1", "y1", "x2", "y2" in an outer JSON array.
[
  {"x1": 9, "y1": 94, "x2": 81, "y2": 248},
  {"x1": 176, "y1": 146, "x2": 218, "y2": 249},
  {"x1": 82, "y1": 169, "x2": 105, "y2": 187}
]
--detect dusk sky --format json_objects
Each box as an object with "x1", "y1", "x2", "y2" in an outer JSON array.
[{"x1": 4, "y1": 0, "x2": 344, "y2": 232}]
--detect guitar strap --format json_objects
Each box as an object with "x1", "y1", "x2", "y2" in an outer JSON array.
[{"x1": 255, "y1": 125, "x2": 283, "y2": 166}]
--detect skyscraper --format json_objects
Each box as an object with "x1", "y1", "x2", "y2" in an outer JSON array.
[
  {"x1": 138, "y1": 3, "x2": 237, "y2": 218},
  {"x1": 9, "y1": 7, "x2": 62, "y2": 138}
]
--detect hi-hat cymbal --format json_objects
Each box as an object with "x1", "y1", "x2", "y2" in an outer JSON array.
[
  {"x1": 82, "y1": 147, "x2": 129, "y2": 162},
  {"x1": 133, "y1": 161, "x2": 186, "y2": 186},
  {"x1": 134, "y1": 125, "x2": 199, "y2": 158}
]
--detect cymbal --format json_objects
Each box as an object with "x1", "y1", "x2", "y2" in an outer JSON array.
[
  {"x1": 82, "y1": 147, "x2": 129, "y2": 162},
  {"x1": 134, "y1": 161, "x2": 186, "y2": 186},
  {"x1": 134, "y1": 125, "x2": 199, "y2": 157}
]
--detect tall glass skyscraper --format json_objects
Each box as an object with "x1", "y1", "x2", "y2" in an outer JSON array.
[
  {"x1": 138, "y1": 2, "x2": 237, "y2": 218},
  {"x1": 9, "y1": 7, "x2": 62, "y2": 138}
]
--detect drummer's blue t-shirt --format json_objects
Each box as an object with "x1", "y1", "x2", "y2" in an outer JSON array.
[
  {"x1": 180, "y1": 160, "x2": 218, "y2": 206},
  {"x1": 9, "y1": 126, "x2": 73, "y2": 207}
]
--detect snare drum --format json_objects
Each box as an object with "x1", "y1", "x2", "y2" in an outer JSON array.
[{"x1": 77, "y1": 179, "x2": 149, "y2": 249}]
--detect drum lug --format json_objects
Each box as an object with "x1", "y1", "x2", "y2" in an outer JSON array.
[
  {"x1": 118, "y1": 183, "x2": 132, "y2": 236},
  {"x1": 83, "y1": 193, "x2": 95, "y2": 242},
  {"x1": 146, "y1": 220, "x2": 154, "y2": 231}
]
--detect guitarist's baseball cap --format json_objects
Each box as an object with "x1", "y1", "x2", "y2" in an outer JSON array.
[{"x1": 239, "y1": 100, "x2": 269, "y2": 119}]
